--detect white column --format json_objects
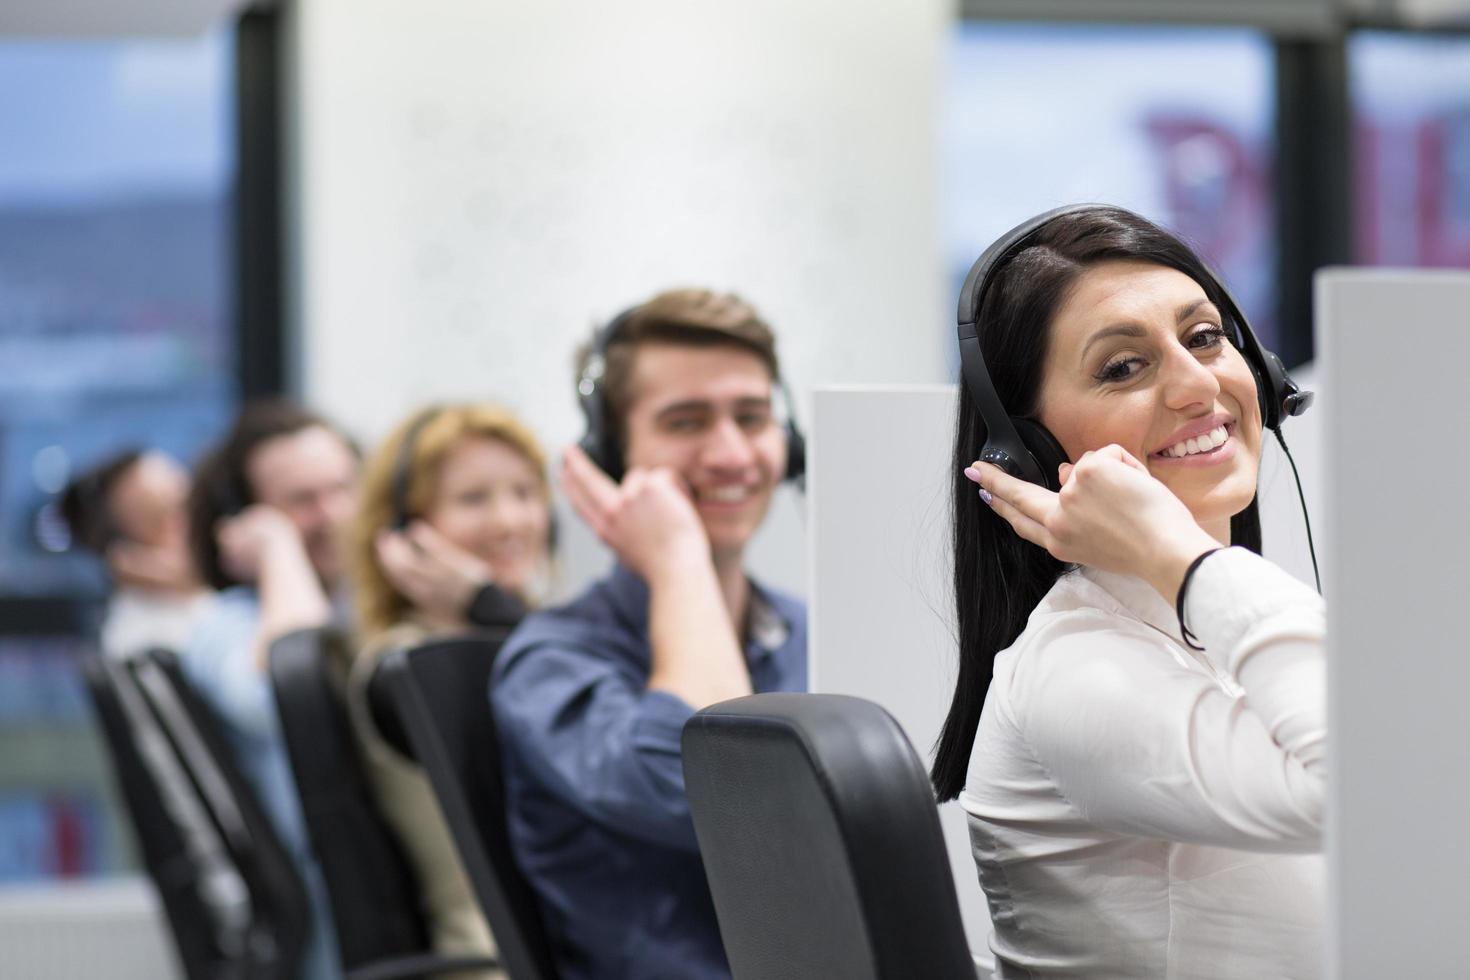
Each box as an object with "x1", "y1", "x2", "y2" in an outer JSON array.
[
  {"x1": 286, "y1": 0, "x2": 948, "y2": 443},
  {"x1": 285, "y1": 0, "x2": 949, "y2": 593}
]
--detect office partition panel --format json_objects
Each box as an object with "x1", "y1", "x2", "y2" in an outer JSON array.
[{"x1": 1318, "y1": 269, "x2": 1470, "y2": 979}]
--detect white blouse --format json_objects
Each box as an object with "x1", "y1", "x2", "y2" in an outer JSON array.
[{"x1": 960, "y1": 547, "x2": 1326, "y2": 980}]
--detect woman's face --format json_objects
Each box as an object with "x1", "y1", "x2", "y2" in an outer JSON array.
[
  {"x1": 425, "y1": 436, "x2": 552, "y2": 595},
  {"x1": 1035, "y1": 259, "x2": 1263, "y2": 538}
]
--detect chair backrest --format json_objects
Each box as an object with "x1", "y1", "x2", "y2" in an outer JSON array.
[
  {"x1": 129, "y1": 649, "x2": 311, "y2": 980},
  {"x1": 83, "y1": 654, "x2": 237, "y2": 980},
  {"x1": 266, "y1": 627, "x2": 432, "y2": 969},
  {"x1": 681, "y1": 693, "x2": 976, "y2": 980},
  {"x1": 376, "y1": 632, "x2": 560, "y2": 980}
]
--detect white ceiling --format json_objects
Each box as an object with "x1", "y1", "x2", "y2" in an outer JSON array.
[{"x1": 0, "y1": 0, "x2": 256, "y2": 37}]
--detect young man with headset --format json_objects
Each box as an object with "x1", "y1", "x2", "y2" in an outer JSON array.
[{"x1": 491, "y1": 288, "x2": 808, "y2": 980}]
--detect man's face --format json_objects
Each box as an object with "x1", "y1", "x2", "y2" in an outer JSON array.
[
  {"x1": 246, "y1": 426, "x2": 358, "y2": 585},
  {"x1": 621, "y1": 342, "x2": 787, "y2": 563},
  {"x1": 109, "y1": 452, "x2": 190, "y2": 550}
]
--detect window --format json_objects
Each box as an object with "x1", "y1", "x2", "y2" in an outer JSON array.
[
  {"x1": 0, "y1": 29, "x2": 236, "y2": 882},
  {"x1": 945, "y1": 24, "x2": 1279, "y2": 353},
  {"x1": 1351, "y1": 30, "x2": 1470, "y2": 268}
]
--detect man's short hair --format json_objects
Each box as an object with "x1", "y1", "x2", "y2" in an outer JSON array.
[
  {"x1": 59, "y1": 449, "x2": 144, "y2": 554},
  {"x1": 188, "y1": 399, "x2": 346, "y2": 591},
  {"x1": 576, "y1": 288, "x2": 781, "y2": 442}
]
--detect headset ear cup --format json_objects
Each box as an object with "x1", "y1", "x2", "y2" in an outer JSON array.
[
  {"x1": 591, "y1": 430, "x2": 623, "y2": 483},
  {"x1": 1012, "y1": 418, "x2": 1068, "y2": 492},
  {"x1": 783, "y1": 422, "x2": 806, "y2": 483}
]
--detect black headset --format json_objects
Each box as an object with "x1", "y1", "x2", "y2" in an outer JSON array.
[
  {"x1": 389, "y1": 406, "x2": 443, "y2": 530},
  {"x1": 957, "y1": 203, "x2": 1314, "y2": 493},
  {"x1": 389, "y1": 405, "x2": 560, "y2": 549},
  {"x1": 575, "y1": 303, "x2": 807, "y2": 484}
]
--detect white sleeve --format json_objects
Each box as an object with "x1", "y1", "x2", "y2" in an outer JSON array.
[{"x1": 1012, "y1": 548, "x2": 1326, "y2": 852}]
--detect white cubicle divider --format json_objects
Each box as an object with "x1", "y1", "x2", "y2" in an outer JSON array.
[
  {"x1": 1318, "y1": 270, "x2": 1470, "y2": 980},
  {"x1": 808, "y1": 385, "x2": 992, "y2": 969},
  {"x1": 808, "y1": 382, "x2": 1327, "y2": 974}
]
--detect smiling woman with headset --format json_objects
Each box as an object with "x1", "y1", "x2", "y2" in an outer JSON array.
[
  {"x1": 933, "y1": 205, "x2": 1326, "y2": 979},
  {"x1": 344, "y1": 402, "x2": 555, "y2": 973}
]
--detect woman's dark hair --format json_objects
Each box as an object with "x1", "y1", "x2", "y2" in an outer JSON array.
[
  {"x1": 188, "y1": 399, "x2": 341, "y2": 591},
  {"x1": 931, "y1": 207, "x2": 1264, "y2": 802},
  {"x1": 59, "y1": 448, "x2": 144, "y2": 554}
]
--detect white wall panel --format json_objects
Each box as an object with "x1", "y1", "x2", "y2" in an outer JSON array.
[
  {"x1": 287, "y1": 0, "x2": 950, "y2": 594},
  {"x1": 1319, "y1": 269, "x2": 1470, "y2": 979}
]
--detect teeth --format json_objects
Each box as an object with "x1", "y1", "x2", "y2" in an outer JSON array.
[
  {"x1": 1163, "y1": 425, "x2": 1228, "y2": 458},
  {"x1": 703, "y1": 486, "x2": 750, "y2": 503}
]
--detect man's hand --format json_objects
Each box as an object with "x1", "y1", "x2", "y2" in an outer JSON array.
[
  {"x1": 563, "y1": 444, "x2": 751, "y2": 708},
  {"x1": 560, "y1": 445, "x2": 709, "y2": 583},
  {"x1": 216, "y1": 504, "x2": 331, "y2": 670},
  {"x1": 376, "y1": 521, "x2": 493, "y2": 624},
  {"x1": 216, "y1": 504, "x2": 303, "y2": 584}
]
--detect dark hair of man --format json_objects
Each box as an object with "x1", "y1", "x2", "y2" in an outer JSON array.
[
  {"x1": 575, "y1": 288, "x2": 781, "y2": 443},
  {"x1": 59, "y1": 449, "x2": 145, "y2": 555},
  {"x1": 931, "y1": 207, "x2": 1264, "y2": 802},
  {"x1": 188, "y1": 399, "x2": 343, "y2": 591}
]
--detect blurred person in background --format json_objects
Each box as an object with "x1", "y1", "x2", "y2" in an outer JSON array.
[
  {"x1": 346, "y1": 402, "x2": 554, "y2": 974},
  {"x1": 184, "y1": 398, "x2": 360, "y2": 980},
  {"x1": 60, "y1": 448, "x2": 212, "y2": 659}
]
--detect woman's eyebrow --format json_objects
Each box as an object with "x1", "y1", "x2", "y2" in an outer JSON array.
[
  {"x1": 1078, "y1": 299, "x2": 1222, "y2": 365},
  {"x1": 1079, "y1": 323, "x2": 1147, "y2": 364},
  {"x1": 1175, "y1": 298, "x2": 1218, "y2": 322}
]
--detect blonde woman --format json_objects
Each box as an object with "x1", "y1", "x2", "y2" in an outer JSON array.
[{"x1": 347, "y1": 403, "x2": 554, "y2": 972}]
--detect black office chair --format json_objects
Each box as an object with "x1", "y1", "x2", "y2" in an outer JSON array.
[
  {"x1": 128, "y1": 649, "x2": 312, "y2": 980},
  {"x1": 375, "y1": 633, "x2": 560, "y2": 980},
  {"x1": 681, "y1": 693, "x2": 976, "y2": 980},
  {"x1": 267, "y1": 627, "x2": 501, "y2": 980},
  {"x1": 84, "y1": 654, "x2": 248, "y2": 980}
]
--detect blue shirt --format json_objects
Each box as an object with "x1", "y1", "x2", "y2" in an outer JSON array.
[
  {"x1": 181, "y1": 586, "x2": 342, "y2": 980},
  {"x1": 492, "y1": 565, "x2": 807, "y2": 980}
]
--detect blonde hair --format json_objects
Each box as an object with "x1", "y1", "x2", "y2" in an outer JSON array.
[{"x1": 350, "y1": 403, "x2": 550, "y2": 641}]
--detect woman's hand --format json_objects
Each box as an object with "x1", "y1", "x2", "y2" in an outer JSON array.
[
  {"x1": 967, "y1": 444, "x2": 1221, "y2": 602},
  {"x1": 376, "y1": 522, "x2": 493, "y2": 626}
]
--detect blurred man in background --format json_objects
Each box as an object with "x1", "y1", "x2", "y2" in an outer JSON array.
[{"x1": 183, "y1": 398, "x2": 360, "y2": 980}]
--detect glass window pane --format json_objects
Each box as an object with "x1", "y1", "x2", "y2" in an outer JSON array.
[
  {"x1": 945, "y1": 24, "x2": 1278, "y2": 351},
  {"x1": 0, "y1": 32, "x2": 236, "y2": 599},
  {"x1": 1350, "y1": 31, "x2": 1470, "y2": 268},
  {"x1": 0, "y1": 31, "x2": 236, "y2": 883}
]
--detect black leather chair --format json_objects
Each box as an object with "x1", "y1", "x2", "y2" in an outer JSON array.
[
  {"x1": 84, "y1": 654, "x2": 248, "y2": 980},
  {"x1": 375, "y1": 633, "x2": 559, "y2": 980},
  {"x1": 267, "y1": 627, "x2": 501, "y2": 980},
  {"x1": 681, "y1": 693, "x2": 976, "y2": 980},
  {"x1": 128, "y1": 649, "x2": 314, "y2": 980}
]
